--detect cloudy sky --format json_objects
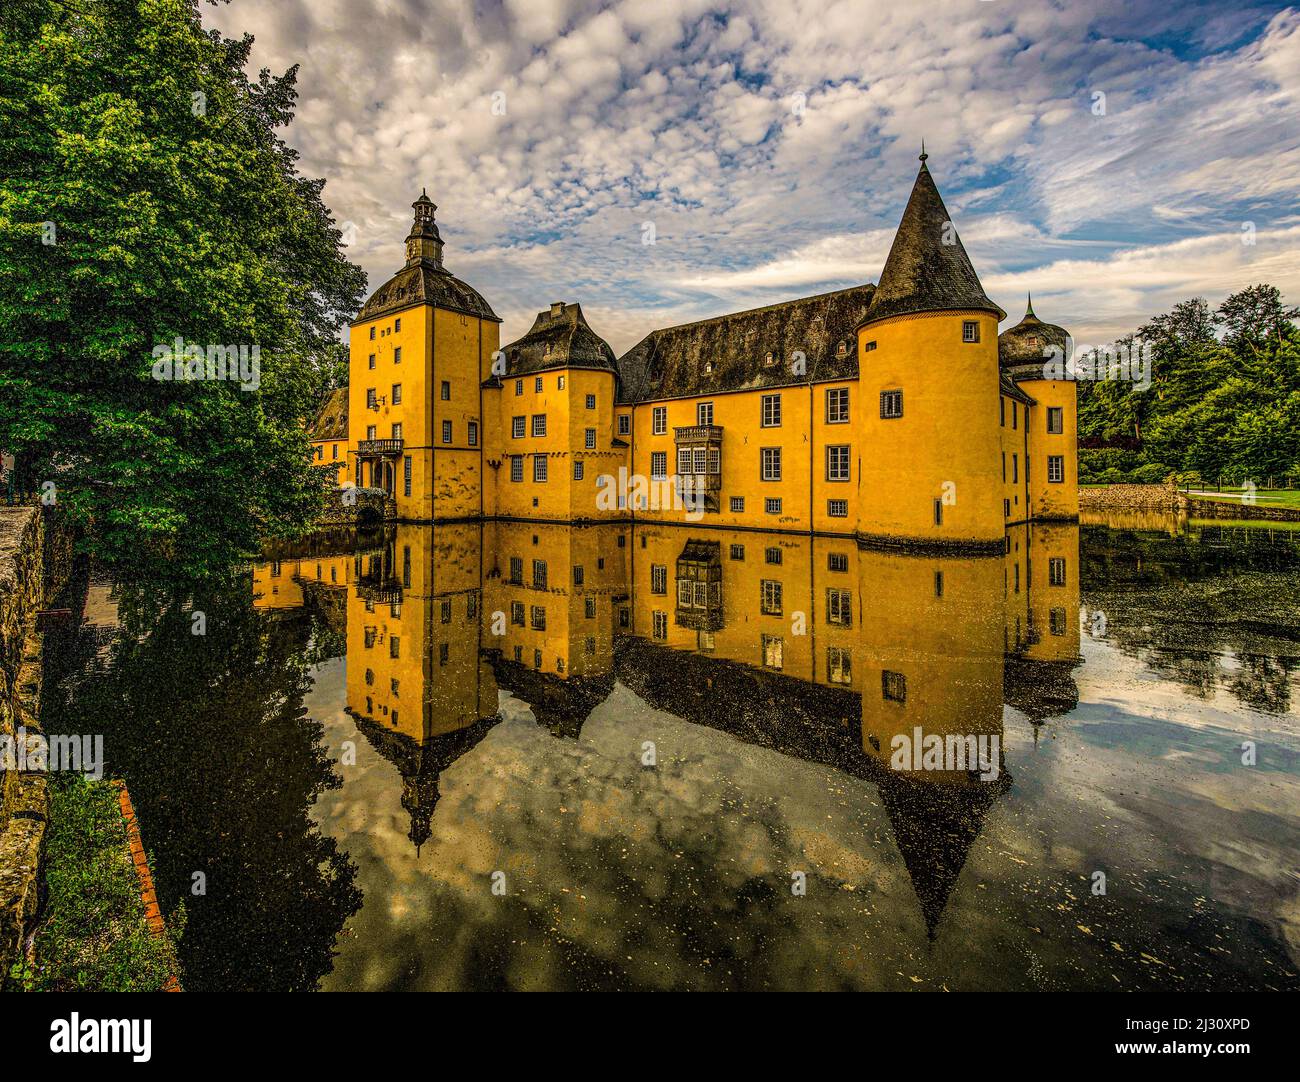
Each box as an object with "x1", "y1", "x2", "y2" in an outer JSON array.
[{"x1": 205, "y1": 0, "x2": 1300, "y2": 354}]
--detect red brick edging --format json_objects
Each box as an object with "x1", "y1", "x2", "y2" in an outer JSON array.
[{"x1": 111, "y1": 779, "x2": 182, "y2": 992}]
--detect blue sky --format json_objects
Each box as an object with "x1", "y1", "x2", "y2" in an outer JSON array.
[{"x1": 207, "y1": 0, "x2": 1300, "y2": 353}]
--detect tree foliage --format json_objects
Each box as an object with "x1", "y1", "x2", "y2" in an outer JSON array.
[
  {"x1": 1079, "y1": 285, "x2": 1300, "y2": 484},
  {"x1": 0, "y1": 0, "x2": 365, "y2": 575}
]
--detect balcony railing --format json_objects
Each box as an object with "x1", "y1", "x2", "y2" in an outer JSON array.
[
  {"x1": 356, "y1": 438, "x2": 404, "y2": 456},
  {"x1": 674, "y1": 424, "x2": 723, "y2": 444}
]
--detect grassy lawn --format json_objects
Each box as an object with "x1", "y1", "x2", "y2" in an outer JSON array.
[
  {"x1": 1186, "y1": 488, "x2": 1300, "y2": 509},
  {"x1": 6, "y1": 775, "x2": 182, "y2": 992}
]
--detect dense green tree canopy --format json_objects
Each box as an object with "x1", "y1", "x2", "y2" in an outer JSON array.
[
  {"x1": 0, "y1": 0, "x2": 365, "y2": 575},
  {"x1": 1078, "y1": 285, "x2": 1300, "y2": 485}
]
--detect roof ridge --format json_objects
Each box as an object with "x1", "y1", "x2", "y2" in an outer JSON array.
[{"x1": 637, "y1": 283, "x2": 875, "y2": 340}]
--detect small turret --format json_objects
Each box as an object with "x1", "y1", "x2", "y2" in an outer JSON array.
[{"x1": 405, "y1": 188, "x2": 444, "y2": 269}]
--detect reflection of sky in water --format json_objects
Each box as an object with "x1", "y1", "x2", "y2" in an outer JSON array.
[{"x1": 307, "y1": 606, "x2": 1299, "y2": 990}]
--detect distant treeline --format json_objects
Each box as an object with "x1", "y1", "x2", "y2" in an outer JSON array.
[{"x1": 1078, "y1": 284, "x2": 1300, "y2": 486}]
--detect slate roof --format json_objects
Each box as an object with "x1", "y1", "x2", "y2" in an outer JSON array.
[
  {"x1": 862, "y1": 155, "x2": 1004, "y2": 327},
  {"x1": 355, "y1": 262, "x2": 499, "y2": 324},
  {"x1": 499, "y1": 302, "x2": 616, "y2": 377},
  {"x1": 309, "y1": 387, "x2": 348, "y2": 441},
  {"x1": 998, "y1": 296, "x2": 1069, "y2": 368},
  {"x1": 615, "y1": 284, "x2": 875, "y2": 404}
]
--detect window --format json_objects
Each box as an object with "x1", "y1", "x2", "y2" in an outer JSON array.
[
  {"x1": 934, "y1": 499, "x2": 943, "y2": 526},
  {"x1": 369, "y1": 326, "x2": 376, "y2": 341},
  {"x1": 512, "y1": 416, "x2": 525, "y2": 439},
  {"x1": 761, "y1": 447, "x2": 782, "y2": 482},
  {"x1": 836, "y1": 340, "x2": 847, "y2": 357},
  {"x1": 507, "y1": 557, "x2": 523, "y2": 585},
  {"x1": 764, "y1": 351, "x2": 775, "y2": 367},
  {"x1": 827, "y1": 499, "x2": 848, "y2": 518},
  {"x1": 584, "y1": 597, "x2": 596, "y2": 619},
  {"x1": 765, "y1": 547, "x2": 782, "y2": 566},
  {"x1": 729, "y1": 544, "x2": 745, "y2": 560},
  {"x1": 509, "y1": 600, "x2": 524, "y2": 626},
  {"x1": 366, "y1": 388, "x2": 377, "y2": 409},
  {"x1": 534, "y1": 377, "x2": 543, "y2": 392},
  {"x1": 332, "y1": 444, "x2": 339, "y2": 460},
  {"x1": 618, "y1": 414, "x2": 630, "y2": 436},
  {"x1": 765, "y1": 497, "x2": 782, "y2": 515},
  {"x1": 676, "y1": 448, "x2": 691, "y2": 476},
  {"x1": 585, "y1": 428, "x2": 596, "y2": 450},
  {"x1": 532, "y1": 559, "x2": 547, "y2": 588},
  {"x1": 1048, "y1": 455, "x2": 1065, "y2": 483},
  {"x1": 393, "y1": 346, "x2": 401, "y2": 364},
  {"x1": 585, "y1": 393, "x2": 596, "y2": 410},
  {"x1": 403, "y1": 455, "x2": 412, "y2": 497},
  {"x1": 761, "y1": 634, "x2": 783, "y2": 669},
  {"x1": 729, "y1": 496, "x2": 744, "y2": 513},
  {"x1": 368, "y1": 353, "x2": 376, "y2": 369},
  {"x1": 1050, "y1": 607, "x2": 1067, "y2": 635},
  {"x1": 826, "y1": 387, "x2": 849, "y2": 424},
  {"x1": 1000, "y1": 397, "x2": 1006, "y2": 426},
  {"x1": 880, "y1": 390, "x2": 903, "y2": 418},
  {"x1": 390, "y1": 636, "x2": 400, "y2": 659},
  {"x1": 652, "y1": 407, "x2": 667, "y2": 435},
  {"x1": 533, "y1": 649, "x2": 542, "y2": 669},
  {"x1": 1047, "y1": 407, "x2": 1064, "y2": 434},
  {"x1": 652, "y1": 611, "x2": 668, "y2": 640},
  {"x1": 510, "y1": 456, "x2": 523, "y2": 482},
  {"x1": 1012, "y1": 404, "x2": 1018, "y2": 430},
  {"x1": 1012, "y1": 454, "x2": 1019, "y2": 483},
  {"x1": 761, "y1": 579, "x2": 782, "y2": 615},
  {"x1": 366, "y1": 424, "x2": 377, "y2": 440},
  {"x1": 882, "y1": 670, "x2": 907, "y2": 703},
  {"x1": 440, "y1": 599, "x2": 452, "y2": 624},
  {"x1": 390, "y1": 383, "x2": 402, "y2": 405},
  {"x1": 515, "y1": 379, "x2": 523, "y2": 396},
  {"x1": 697, "y1": 401, "x2": 713, "y2": 426},
  {"x1": 468, "y1": 420, "x2": 478, "y2": 447},
  {"x1": 1049, "y1": 557, "x2": 1066, "y2": 586},
  {"x1": 826, "y1": 444, "x2": 850, "y2": 482},
  {"x1": 389, "y1": 422, "x2": 402, "y2": 440},
  {"x1": 827, "y1": 647, "x2": 852, "y2": 685},
  {"x1": 828, "y1": 552, "x2": 848, "y2": 572},
  {"x1": 435, "y1": 420, "x2": 447, "y2": 444},
  {"x1": 531, "y1": 414, "x2": 547, "y2": 437},
  {"x1": 571, "y1": 565, "x2": 584, "y2": 587},
  {"x1": 677, "y1": 578, "x2": 692, "y2": 607},
  {"x1": 650, "y1": 452, "x2": 667, "y2": 479},
  {"x1": 761, "y1": 394, "x2": 781, "y2": 427},
  {"x1": 827, "y1": 588, "x2": 852, "y2": 626},
  {"x1": 440, "y1": 381, "x2": 450, "y2": 400},
  {"x1": 962, "y1": 321, "x2": 980, "y2": 343},
  {"x1": 863, "y1": 340, "x2": 876, "y2": 352},
  {"x1": 530, "y1": 605, "x2": 546, "y2": 631},
  {"x1": 651, "y1": 564, "x2": 667, "y2": 594},
  {"x1": 533, "y1": 455, "x2": 547, "y2": 482},
  {"x1": 557, "y1": 375, "x2": 565, "y2": 390},
  {"x1": 1004, "y1": 498, "x2": 1011, "y2": 518}
]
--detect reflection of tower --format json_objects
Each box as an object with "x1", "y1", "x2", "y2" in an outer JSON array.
[
  {"x1": 1005, "y1": 523, "x2": 1082, "y2": 724},
  {"x1": 479, "y1": 521, "x2": 627, "y2": 731},
  {"x1": 858, "y1": 545, "x2": 1009, "y2": 938}
]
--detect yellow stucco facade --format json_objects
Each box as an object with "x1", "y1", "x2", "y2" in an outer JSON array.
[{"x1": 314, "y1": 159, "x2": 1077, "y2": 552}]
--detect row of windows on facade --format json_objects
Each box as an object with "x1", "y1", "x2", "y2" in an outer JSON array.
[
  {"x1": 367, "y1": 317, "x2": 401, "y2": 341},
  {"x1": 362, "y1": 420, "x2": 479, "y2": 446},
  {"x1": 365, "y1": 381, "x2": 455, "y2": 406},
  {"x1": 641, "y1": 388, "x2": 851, "y2": 435}
]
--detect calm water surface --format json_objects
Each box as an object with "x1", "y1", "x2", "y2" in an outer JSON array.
[{"x1": 44, "y1": 519, "x2": 1300, "y2": 990}]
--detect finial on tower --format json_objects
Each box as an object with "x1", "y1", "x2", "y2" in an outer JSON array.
[
  {"x1": 919, "y1": 139, "x2": 927, "y2": 164},
  {"x1": 1025, "y1": 291, "x2": 1036, "y2": 318}
]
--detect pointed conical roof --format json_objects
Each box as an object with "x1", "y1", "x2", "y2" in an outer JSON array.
[{"x1": 863, "y1": 154, "x2": 1004, "y2": 327}]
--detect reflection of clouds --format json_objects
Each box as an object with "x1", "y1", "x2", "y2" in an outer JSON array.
[{"x1": 312, "y1": 663, "x2": 1299, "y2": 989}]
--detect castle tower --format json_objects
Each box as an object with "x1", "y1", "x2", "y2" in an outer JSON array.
[
  {"x1": 998, "y1": 296, "x2": 1079, "y2": 521},
  {"x1": 348, "y1": 193, "x2": 500, "y2": 521},
  {"x1": 856, "y1": 151, "x2": 1007, "y2": 550}
]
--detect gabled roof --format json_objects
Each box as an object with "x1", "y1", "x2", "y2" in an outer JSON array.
[
  {"x1": 862, "y1": 153, "x2": 1004, "y2": 327},
  {"x1": 309, "y1": 387, "x2": 348, "y2": 441},
  {"x1": 499, "y1": 301, "x2": 616, "y2": 377},
  {"x1": 616, "y1": 284, "x2": 875, "y2": 404}
]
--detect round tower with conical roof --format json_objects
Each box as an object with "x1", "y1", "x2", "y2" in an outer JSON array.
[{"x1": 855, "y1": 153, "x2": 1007, "y2": 550}]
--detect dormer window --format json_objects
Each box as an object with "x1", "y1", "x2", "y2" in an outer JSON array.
[
  {"x1": 764, "y1": 351, "x2": 774, "y2": 366},
  {"x1": 704, "y1": 361, "x2": 713, "y2": 374},
  {"x1": 836, "y1": 340, "x2": 847, "y2": 357}
]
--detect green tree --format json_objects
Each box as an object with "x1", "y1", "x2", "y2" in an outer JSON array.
[{"x1": 0, "y1": 0, "x2": 365, "y2": 576}]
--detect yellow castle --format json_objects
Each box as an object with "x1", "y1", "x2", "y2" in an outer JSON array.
[{"x1": 320, "y1": 153, "x2": 1077, "y2": 550}]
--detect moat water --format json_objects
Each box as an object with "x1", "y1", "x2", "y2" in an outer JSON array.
[{"x1": 42, "y1": 518, "x2": 1300, "y2": 990}]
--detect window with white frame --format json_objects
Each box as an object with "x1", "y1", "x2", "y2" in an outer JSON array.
[
  {"x1": 760, "y1": 579, "x2": 782, "y2": 615},
  {"x1": 651, "y1": 451, "x2": 667, "y2": 479},
  {"x1": 697, "y1": 401, "x2": 713, "y2": 426},
  {"x1": 652, "y1": 406, "x2": 666, "y2": 435},
  {"x1": 585, "y1": 428, "x2": 596, "y2": 450},
  {"x1": 532, "y1": 414, "x2": 547, "y2": 437},
  {"x1": 826, "y1": 387, "x2": 849, "y2": 423},
  {"x1": 1049, "y1": 556, "x2": 1066, "y2": 586},
  {"x1": 510, "y1": 456, "x2": 523, "y2": 482},
  {"x1": 573, "y1": 460, "x2": 584, "y2": 480},
  {"x1": 880, "y1": 390, "x2": 903, "y2": 418},
  {"x1": 533, "y1": 455, "x2": 548, "y2": 482},
  {"x1": 826, "y1": 444, "x2": 850, "y2": 482},
  {"x1": 761, "y1": 447, "x2": 782, "y2": 481},
  {"x1": 765, "y1": 497, "x2": 782, "y2": 514},
  {"x1": 618, "y1": 414, "x2": 630, "y2": 436},
  {"x1": 761, "y1": 394, "x2": 781, "y2": 427},
  {"x1": 1048, "y1": 455, "x2": 1065, "y2": 483},
  {"x1": 651, "y1": 564, "x2": 667, "y2": 594},
  {"x1": 512, "y1": 416, "x2": 525, "y2": 438},
  {"x1": 827, "y1": 647, "x2": 852, "y2": 685},
  {"x1": 827, "y1": 588, "x2": 852, "y2": 626},
  {"x1": 730, "y1": 496, "x2": 744, "y2": 513},
  {"x1": 585, "y1": 393, "x2": 596, "y2": 410},
  {"x1": 827, "y1": 499, "x2": 848, "y2": 518}
]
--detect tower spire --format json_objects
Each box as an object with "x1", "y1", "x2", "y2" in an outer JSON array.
[
  {"x1": 919, "y1": 139, "x2": 927, "y2": 164},
  {"x1": 1026, "y1": 291, "x2": 1035, "y2": 318},
  {"x1": 405, "y1": 188, "x2": 444, "y2": 269}
]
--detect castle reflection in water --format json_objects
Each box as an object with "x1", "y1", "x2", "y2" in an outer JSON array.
[{"x1": 253, "y1": 521, "x2": 1080, "y2": 936}]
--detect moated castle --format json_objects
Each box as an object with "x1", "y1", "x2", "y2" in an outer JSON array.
[{"x1": 309, "y1": 154, "x2": 1078, "y2": 551}]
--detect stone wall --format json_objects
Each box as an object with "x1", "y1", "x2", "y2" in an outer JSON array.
[
  {"x1": 1182, "y1": 496, "x2": 1300, "y2": 523},
  {"x1": 317, "y1": 486, "x2": 397, "y2": 527},
  {"x1": 0, "y1": 507, "x2": 70, "y2": 979},
  {"x1": 1078, "y1": 483, "x2": 1181, "y2": 512}
]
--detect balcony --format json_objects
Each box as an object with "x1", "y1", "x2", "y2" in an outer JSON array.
[
  {"x1": 673, "y1": 425, "x2": 722, "y2": 513},
  {"x1": 674, "y1": 424, "x2": 722, "y2": 444},
  {"x1": 357, "y1": 438, "x2": 404, "y2": 456}
]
